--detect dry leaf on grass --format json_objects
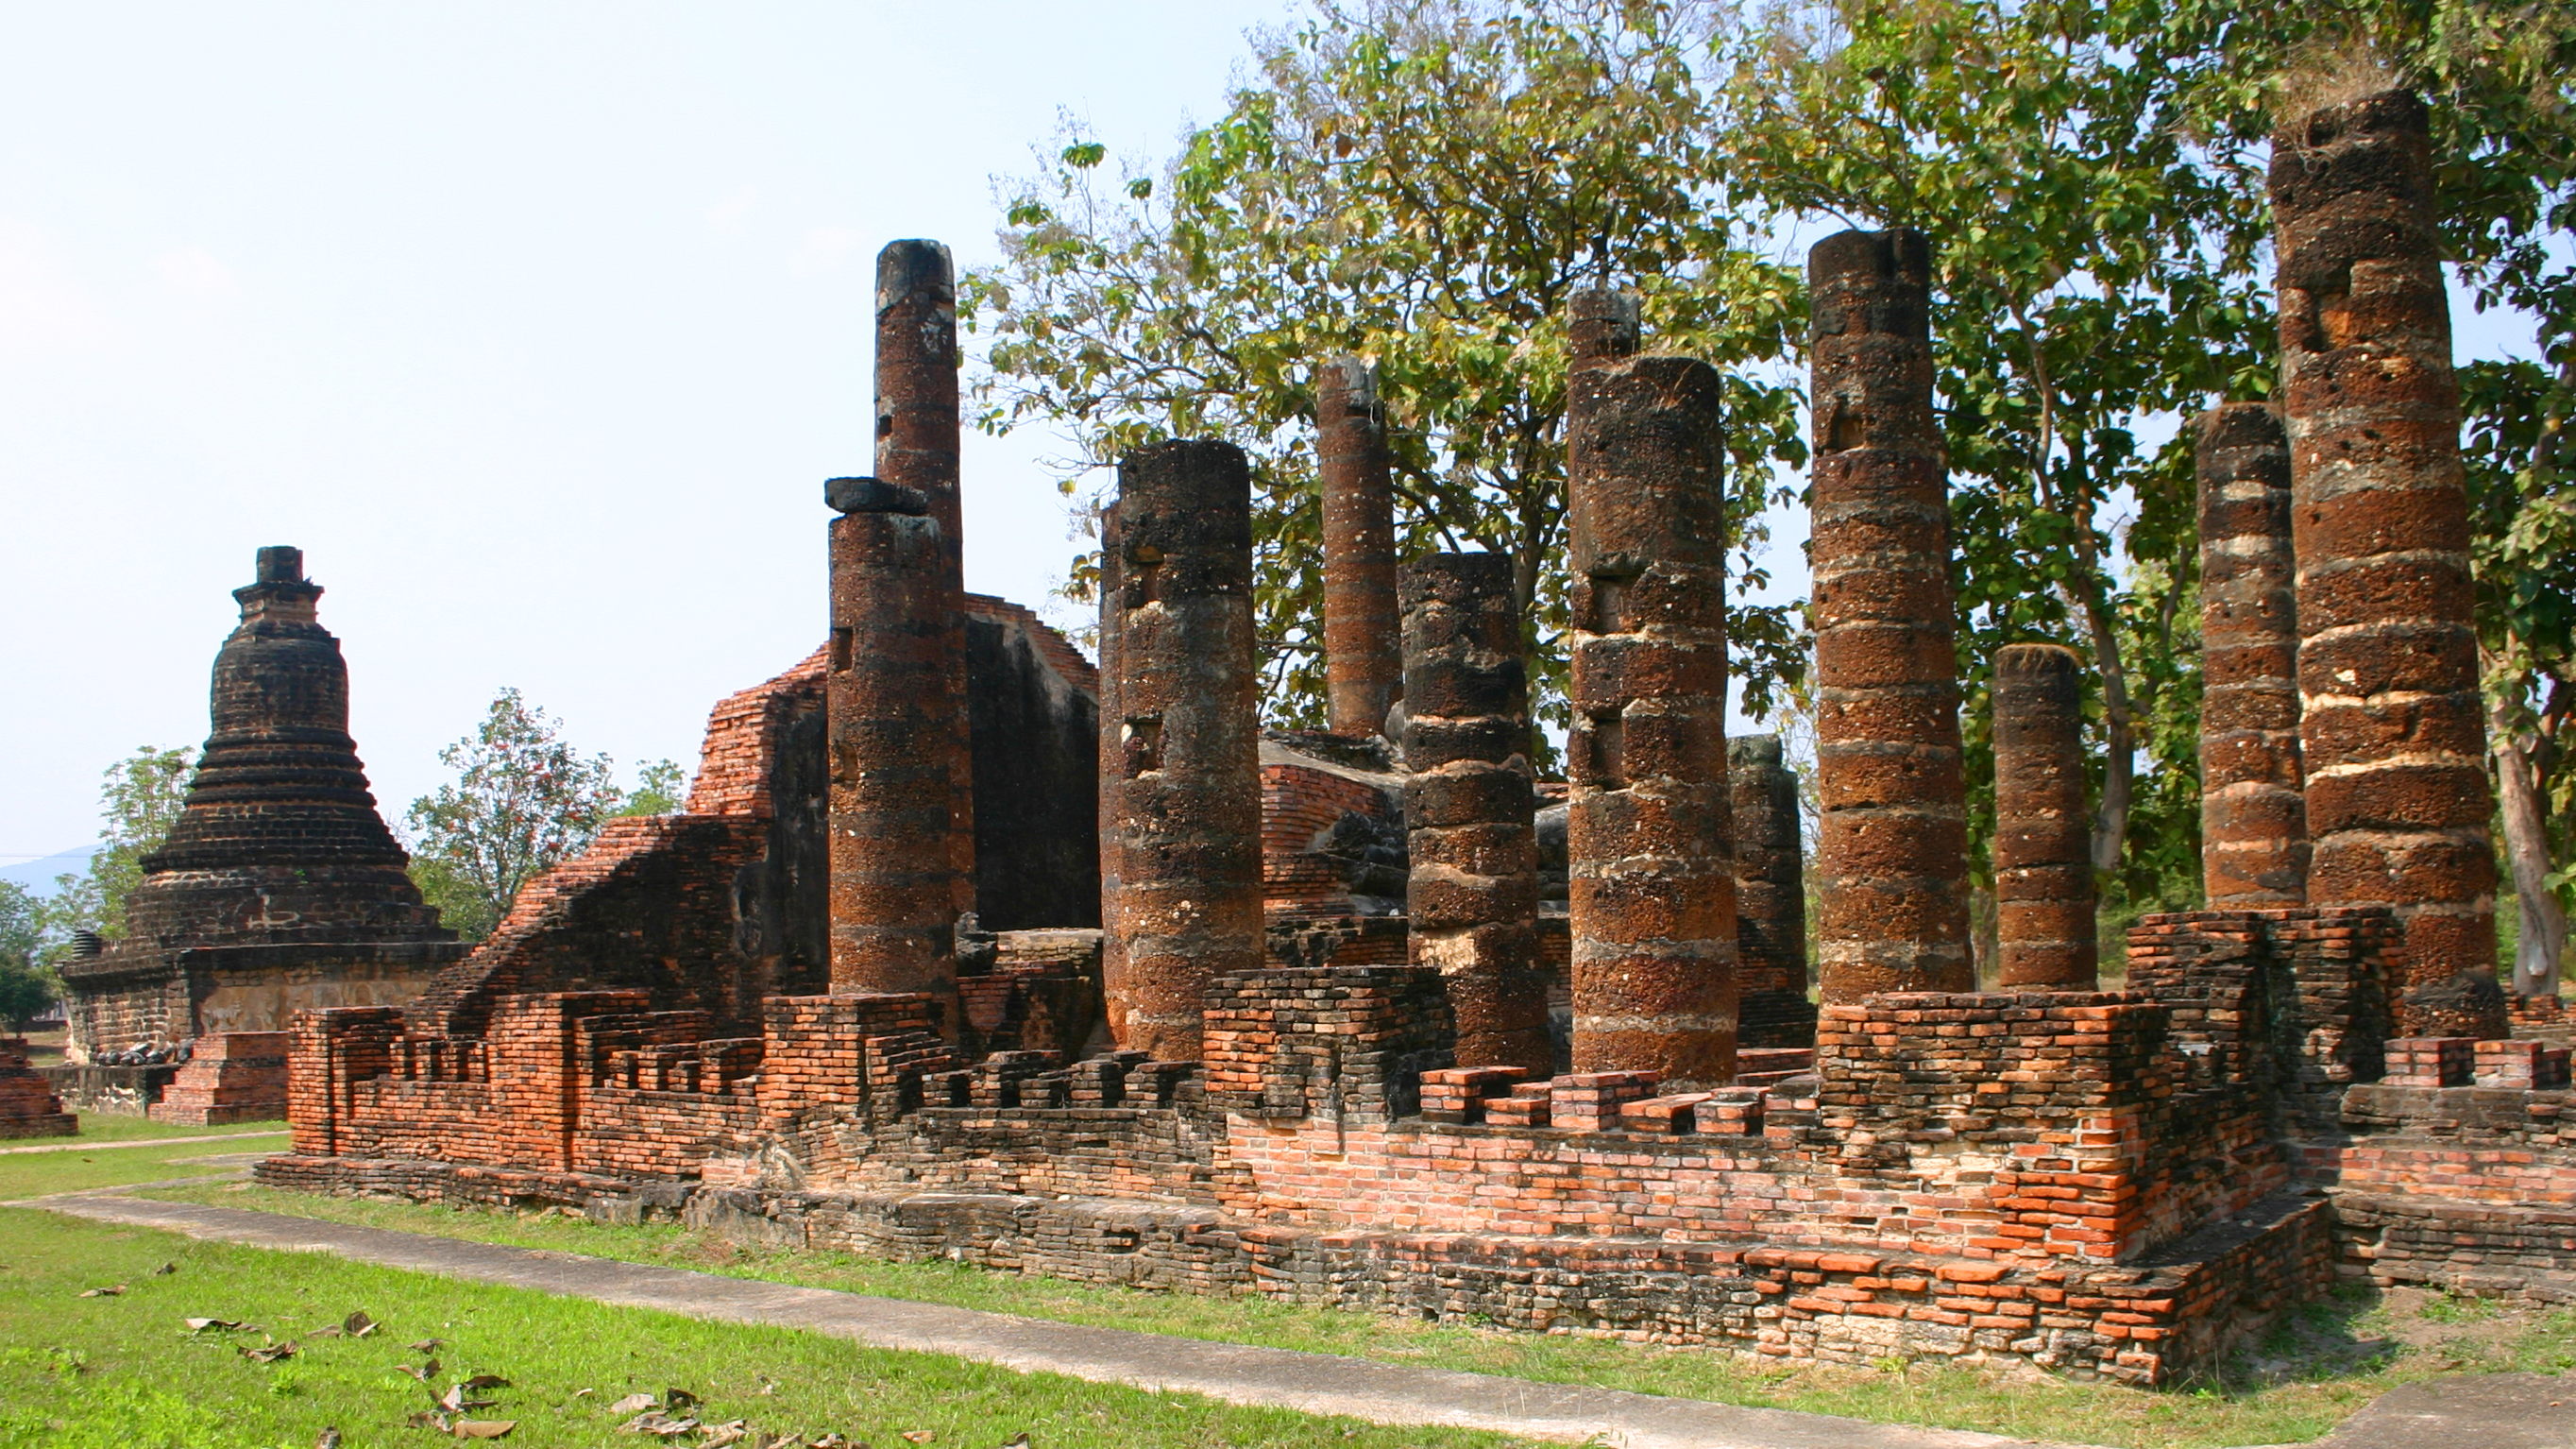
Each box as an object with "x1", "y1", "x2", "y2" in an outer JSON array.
[
  {"x1": 606, "y1": 1393, "x2": 660, "y2": 1415},
  {"x1": 78, "y1": 1285, "x2": 126, "y2": 1298},
  {"x1": 152, "y1": 1262, "x2": 178, "y2": 1276},
  {"x1": 409, "y1": 1338, "x2": 446, "y2": 1354},
  {"x1": 699, "y1": 1422, "x2": 750, "y2": 1447},
  {"x1": 398, "y1": 1359, "x2": 445, "y2": 1383},
  {"x1": 243, "y1": 1339, "x2": 298, "y2": 1364},
  {"x1": 346, "y1": 1310, "x2": 379, "y2": 1338},
  {"x1": 315, "y1": 1429, "x2": 341, "y2": 1449},
  {"x1": 998, "y1": 1436, "x2": 1030, "y2": 1448},
  {"x1": 666, "y1": 1388, "x2": 702, "y2": 1411},
  {"x1": 451, "y1": 1420, "x2": 517, "y2": 1440},
  {"x1": 902, "y1": 1434, "x2": 935, "y2": 1444},
  {"x1": 184, "y1": 1317, "x2": 248, "y2": 1333}
]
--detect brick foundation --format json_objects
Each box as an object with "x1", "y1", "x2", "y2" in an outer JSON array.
[
  {"x1": 149, "y1": 1031, "x2": 290, "y2": 1125},
  {"x1": 0, "y1": 1038, "x2": 76, "y2": 1138}
]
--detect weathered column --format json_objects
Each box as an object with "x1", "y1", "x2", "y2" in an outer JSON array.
[
  {"x1": 1106, "y1": 441, "x2": 1264, "y2": 1060},
  {"x1": 2272, "y1": 91, "x2": 2503, "y2": 1031},
  {"x1": 875, "y1": 239, "x2": 975, "y2": 920},
  {"x1": 1807, "y1": 229, "x2": 1974, "y2": 1001},
  {"x1": 1400, "y1": 552, "x2": 1551, "y2": 1074},
  {"x1": 826, "y1": 476, "x2": 966, "y2": 1023},
  {"x1": 1728, "y1": 734, "x2": 1809, "y2": 1001},
  {"x1": 1095, "y1": 500, "x2": 1127, "y2": 1036},
  {"x1": 1565, "y1": 299, "x2": 1737, "y2": 1089},
  {"x1": 1320, "y1": 357, "x2": 1403, "y2": 739},
  {"x1": 2196, "y1": 403, "x2": 2310, "y2": 907},
  {"x1": 1991, "y1": 643, "x2": 2096, "y2": 988}
]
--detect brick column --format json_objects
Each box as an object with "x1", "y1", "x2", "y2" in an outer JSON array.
[
  {"x1": 1808, "y1": 229, "x2": 1974, "y2": 1001},
  {"x1": 1565, "y1": 298, "x2": 1737, "y2": 1089},
  {"x1": 826, "y1": 478, "x2": 966, "y2": 1023},
  {"x1": 1319, "y1": 356, "x2": 1402, "y2": 739},
  {"x1": 1095, "y1": 500, "x2": 1127, "y2": 1044},
  {"x1": 874, "y1": 239, "x2": 975, "y2": 921},
  {"x1": 1729, "y1": 734, "x2": 1809, "y2": 998},
  {"x1": 2196, "y1": 403, "x2": 2309, "y2": 907},
  {"x1": 1400, "y1": 552, "x2": 1551, "y2": 1074},
  {"x1": 2271, "y1": 91, "x2": 2503, "y2": 1032},
  {"x1": 1992, "y1": 643, "x2": 2096, "y2": 988},
  {"x1": 1106, "y1": 441, "x2": 1263, "y2": 1060}
]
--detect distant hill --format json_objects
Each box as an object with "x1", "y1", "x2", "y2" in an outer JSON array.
[{"x1": 0, "y1": 846, "x2": 98, "y2": 896}]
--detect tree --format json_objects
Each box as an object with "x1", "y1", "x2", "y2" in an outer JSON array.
[
  {"x1": 965, "y1": 0, "x2": 1811, "y2": 754},
  {"x1": 617, "y1": 759, "x2": 691, "y2": 817},
  {"x1": 0, "y1": 879, "x2": 58, "y2": 1031},
  {"x1": 39, "y1": 745, "x2": 199, "y2": 948},
  {"x1": 403, "y1": 690, "x2": 624, "y2": 942}
]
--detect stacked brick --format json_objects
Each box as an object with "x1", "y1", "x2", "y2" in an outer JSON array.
[
  {"x1": 1260, "y1": 758, "x2": 1404, "y2": 914},
  {"x1": 1317, "y1": 356, "x2": 1403, "y2": 739},
  {"x1": 1564, "y1": 293, "x2": 1738, "y2": 1088},
  {"x1": 1398, "y1": 553, "x2": 1551, "y2": 1074},
  {"x1": 1729, "y1": 734, "x2": 1817, "y2": 1047},
  {"x1": 1991, "y1": 643, "x2": 2097, "y2": 988},
  {"x1": 685, "y1": 648, "x2": 828, "y2": 816},
  {"x1": 148, "y1": 1031, "x2": 290, "y2": 1125},
  {"x1": 1806, "y1": 230, "x2": 1974, "y2": 1000},
  {"x1": 0, "y1": 1038, "x2": 75, "y2": 1138},
  {"x1": 1202, "y1": 965, "x2": 1452, "y2": 1123},
  {"x1": 826, "y1": 477, "x2": 968, "y2": 1021},
  {"x1": 873, "y1": 240, "x2": 978, "y2": 919},
  {"x1": 2195, "y1": 404, "x2": 2309, "y2": 906},
  {"x1": 1105, "y1": 441, "x2": 1264, "y2": 1060},
  {"x1": 2270, "y1": 92, "x2": 2503, "y2": 1034}
]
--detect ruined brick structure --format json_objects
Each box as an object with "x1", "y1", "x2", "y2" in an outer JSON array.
[
  {"x1": 2195, "y1": 403, "x2": 2310, "y2": 908},
  {"x1": 1729, "y1": 735, "x2": 1816, "y2": 1048},
  {"x1": 0, "y1": 1039, "x2": 76, "y2": 1138},
  {"x1": 55, "y1": 547, "x2": 466, "y2": 1114},
  {"x1": 1318, "y1": 356, "x2": 1402, "y2": 740},
  {"x1": 1565, "y1": 294, "x2": 1737, "y2": 1088},
  {"x1": 1991, "y1": 643, "x2": 2097, "y2": 989},
  {"x1": 1398, "y1": 553, "x2": 1549, "y2": 1074},
  {"x1": 1806, "y1": 230, "x2": 1974, "y2": 1001},
  {"x1": 1102, "y1": 441, "x2": 1264, "y2": 1060},
  {"x1": 269, "y1": 179, "x2": 2573, "y2": 1389},
  {"x1": 2271, "y1": 92, "x2": 2505, "y2": 1037}
]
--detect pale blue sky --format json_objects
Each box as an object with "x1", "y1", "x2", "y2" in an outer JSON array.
[
  {"x1": 0, "y1": 1, "x2": 1290, "y2": 859},
  {"x1": 0, "y1": 5, "x2": 2549, "y2": 867}
]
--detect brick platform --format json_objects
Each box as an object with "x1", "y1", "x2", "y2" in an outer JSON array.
[
  {"x1": 0, "y1": 1038, "x2": 76, "y2": 1138},
  {"x1": 149, "y1": 1031, "x2": 290, "y2": 1124}
]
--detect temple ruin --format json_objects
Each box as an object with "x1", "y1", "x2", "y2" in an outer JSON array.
[{"x1": 176, "y1": 95, "x2": 2576, "y2": 1386}]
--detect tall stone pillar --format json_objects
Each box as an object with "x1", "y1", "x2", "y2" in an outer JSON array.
[
  {"x1": 1991, "y1": 643, "x2": 2096, "y2": 989},
  {"x1": 2271, "y1": 91, "x2": 2503, "y2": 1031},
  {"x1": 874, "y1": 239, "x2": 974, "y2": 920},
  {"x1": 2196, "y1": 403, "x2": 2309, "y2": 907},
  {"x1": 1729, "y1": 734, "x2": 1813, "y2": 1043},
  {"x1": 1807, "y1": 229, "x2": 1974, "y2": 1001},
  {"x1": 1565, "y1": 298, "x2": 1737, "y2": 1089},
  {"x1": 1095, "y1": 501, "x2": 1127, "y2": 1040},
  {"x1": 1400, "y1": 552, "x2": 1551, "y2": 1074},
  {"x1": 1105, "y1": 441, "x2": 1263, "y2": 1060},
  {"x1": 1320, "y1": 357, "x2": 1402, "y2": 739},
  {"x1": 825, "y1": 478, "x2": 966, "y2": 1022}
]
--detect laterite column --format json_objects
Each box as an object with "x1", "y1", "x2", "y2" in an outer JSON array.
[
  {"x1": 1807, "y1": 229, "x2": 1974, "y2": 1001},
  {"x1": 1095, "y1": 501, "x2": 1127, "y2": 1031},
  {"x1": 2271, "y1": 91, "x2": 2503, "y2": 1031},
  {"x1": 1991, "y1": 643, "x2": 2096, "y2": 988},
  {"x1": 1106, "y1": 441, "x2": 1263, "y2": 1060},
  {"x1": 1729, "y1": 734, "x2": 1812, "y2": 1041},
  {"x1": 1320, "y1": 357, "x2": 1402, "y2": 739},
  {"x1": 2196, "y1": 403, "x2": 2309, "y2": 907},
  {"x1": 826, "y1": 478, "x2": 967, "y2": 1024},
  {"x1": 875, "y1": 239, "x2": 975, "y2": 920},
  {"x1": 1400, "y1": 552, "x2": 1551, "y2": 1074},
  {"x1": 1565, "y1": 297, "x2": 1737, "y2": 1089}
]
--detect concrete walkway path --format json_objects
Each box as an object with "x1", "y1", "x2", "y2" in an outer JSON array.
[
  {"x1": 36, "y1": 1191, "x2": 2096, "y2": 1449},
  {"x1": 1, "y1": 1129, "x2": 284, "y2": 1155}
]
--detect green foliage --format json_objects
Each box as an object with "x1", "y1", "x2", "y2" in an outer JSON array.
[
  {"x1": 0, "y1": 879, "x2": 58, "y2": 1029},
  {"x1": 38, "y1": 745, "x2": 198, "y2": 951},
  {"x1": 403, "y1": 690, "x2": 623, "y2": 943},
  {"x1": 616, "y1": 759, "x2": 691, "y2": 818},
  {"x1": 965, "y1": 0, "x2": 1810, "y2": 753}
]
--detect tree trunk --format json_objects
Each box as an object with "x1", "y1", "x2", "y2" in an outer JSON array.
[{"x1": 2493, "y1": 690, "x2": 2568, "y2": 997}]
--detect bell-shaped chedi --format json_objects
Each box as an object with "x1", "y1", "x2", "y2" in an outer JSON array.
[{"x1": 59, "y1": 548, "x2": 466, "y2": 1067}]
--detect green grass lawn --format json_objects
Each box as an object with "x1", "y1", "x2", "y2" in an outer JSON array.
[
  {"x1": 27, "y1": 1115, "x2": 289, "y2": 1145},
  {"x1": 0, "y1": 1207, "x2": 1531, "y2": 1449},
  {"x1": 0, "y1": 1136, "x2": 284, "y2": 1201},
  {"x1": 135, "y1": 1183, "x2": 2576, "y2": 1449}
]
